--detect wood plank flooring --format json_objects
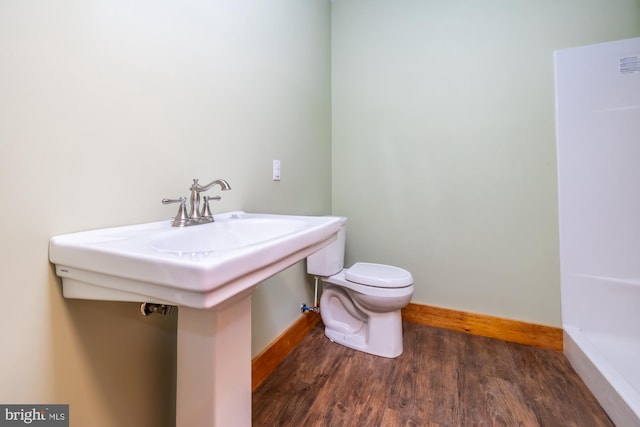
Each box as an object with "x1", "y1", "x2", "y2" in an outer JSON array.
[{"x1": 252, "y1": 321, "x2": 613, "y2": 426}]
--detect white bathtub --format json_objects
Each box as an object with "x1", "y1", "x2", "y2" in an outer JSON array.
[
  {"x1": 555, "y1": 37, "x2": 640, "y2": 427},
  {"x1": 562, "y1": 274, "x2": 640, "y2": 427}
]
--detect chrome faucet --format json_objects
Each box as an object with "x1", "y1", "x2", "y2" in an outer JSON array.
[{"x1": 162, "y1": 178, "x2": 231, "y2": 227}]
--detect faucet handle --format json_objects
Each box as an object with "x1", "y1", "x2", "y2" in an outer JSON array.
[
  {"x1": 201, "y1": 195, "x2": 221, "y2": 219},
  {"x1": 162, "y1": 197, "x2": 188, "y2": 226},
  {"x1": 162, "y1": 197, "x2": 187, "y2": 208}
]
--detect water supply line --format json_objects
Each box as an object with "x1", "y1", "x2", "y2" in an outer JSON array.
[
  {"x1": 140, "y1": 303, "x2": 174, "y2": 316},
  {"x1": 301, "y1": 276, "x2": 321, "y2": 314}
]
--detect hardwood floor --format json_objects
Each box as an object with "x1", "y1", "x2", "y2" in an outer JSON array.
[{"x1": 252, "y1": 321, "x2": 613, "y2": 427}]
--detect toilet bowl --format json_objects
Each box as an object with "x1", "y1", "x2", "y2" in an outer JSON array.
[{"x1": 306, "y1": 219, "x2": 414, "y2": 358}]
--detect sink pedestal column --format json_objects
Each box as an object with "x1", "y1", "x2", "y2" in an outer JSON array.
[{"x1": 176, "y1": 296, "x2": 252, "y2": 427}]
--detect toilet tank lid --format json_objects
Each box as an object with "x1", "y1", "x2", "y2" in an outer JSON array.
[{"x1": 345, "y1": 262, "x2": 413, "y2": 288}]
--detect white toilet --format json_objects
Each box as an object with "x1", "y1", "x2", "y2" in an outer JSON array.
[{"x1": 306, "y1": 218, "x2": 414, "y2": 358}]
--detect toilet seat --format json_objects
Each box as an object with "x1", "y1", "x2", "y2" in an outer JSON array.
[
  {"x1": 346, "y1": 262, "x2": 413, "y2": 288},
  {"x1": 324, "y1": 264, "x2": 413, "y2": 299}
]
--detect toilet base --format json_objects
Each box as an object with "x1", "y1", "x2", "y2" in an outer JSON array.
[{"x1": 322, "y1": 308, "x2": 404, "y2": 358}]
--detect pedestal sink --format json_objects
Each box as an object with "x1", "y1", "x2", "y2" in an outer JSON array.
[{"x1": 49, "y1": 211, "x2": 342, "y2": 427}]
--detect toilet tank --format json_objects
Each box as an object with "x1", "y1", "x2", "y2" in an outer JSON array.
[{"x1": 306, "y1": 217, "x2": 347, "y2": 277}]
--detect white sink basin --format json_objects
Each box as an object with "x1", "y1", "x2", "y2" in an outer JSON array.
[
  {"x1": 150, "y1": 216, "x2": 312, "y2": 254},
  {"x1": 49, "y1": 211, "x2": 342, "y2": 309}
]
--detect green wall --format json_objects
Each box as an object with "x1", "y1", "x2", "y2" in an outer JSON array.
[
  {"x1": 332, "y1": 0, "x2": 640, "y2": 326},
  {"x1": 0, "y1": 1, "x2": 331, "y2": 426}
]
